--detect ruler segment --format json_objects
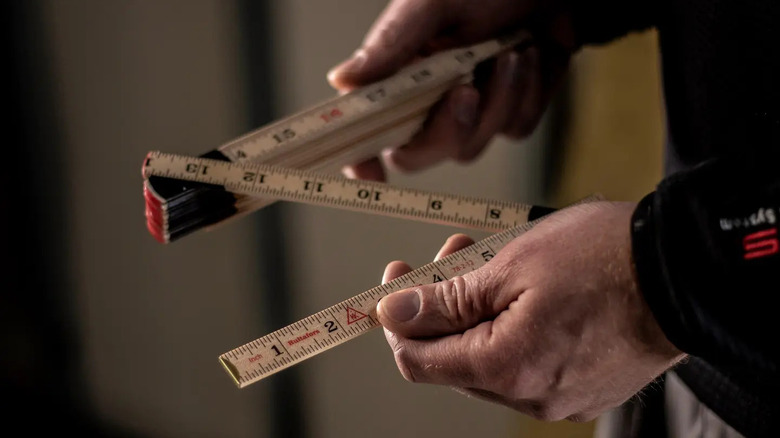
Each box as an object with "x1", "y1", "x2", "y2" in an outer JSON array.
[
  {"x1": 218, "y1": 220, "x2": 537, "y2": 388},
  {"x1": 144, "y1": 151, "x2": 536, "y2": 233},
  {"x1": 216, "y1": 35, "x2": 528, "y2": 163}
]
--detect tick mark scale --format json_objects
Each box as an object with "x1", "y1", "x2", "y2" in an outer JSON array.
[
  {"x1": 143, "y1": 31, "x2": 533, "y2": 243},
  {"x1": 143, "y1": 151, "x2": 556, "y2": 233}
]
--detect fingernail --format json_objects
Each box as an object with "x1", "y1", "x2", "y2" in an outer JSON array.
[
  {"x1": 327, "y1": 50, "x2": 367, "y2": 81},
  {"x1": 341, "y1": 165, "x2": 357, "y2": 179},
  {"x1": 381, "y1": 147, "x2": 401, "y2": 172},
  {"x1": 381, "y1": 290, "x2": 420, "y2": 322},
  {"x1": 453, "y1": 88, "x2": 479, "y2": 127}
]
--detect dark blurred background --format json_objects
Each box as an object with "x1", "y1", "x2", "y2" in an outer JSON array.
[{"x1": 2, "y1": 1, "x2": 663, "y2": 437}]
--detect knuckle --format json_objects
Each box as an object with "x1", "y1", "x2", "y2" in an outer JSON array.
[
  {"x1": 432, "y1": 276, "x2": 480, "y2": 328},
  {"x1": 373, "y1": 22, "x2": 400, "y2": 50},
  {"x1": 514, "y1": 362, "x2": 564, "y2": 398},
  {"x1": 525, "y1": 401, "x2": 569, "y2": 422},
  {"x1": 505, "y1": 363, "x2": 559, "y2": 404},
  {"x1": 392, "y1": 343, "x2": 419, "y2": 383},
  {"x1": 468, "y1": 264, "x2": 510, "y2": 308}
]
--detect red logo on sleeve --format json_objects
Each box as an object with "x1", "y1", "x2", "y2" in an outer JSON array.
[{"x1": 743, "y1": 228, "x2": 779, "y2": 260}]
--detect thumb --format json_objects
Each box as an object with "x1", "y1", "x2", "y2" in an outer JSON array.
[
  {"x1": 377, "y1": 270, "x2": 501, "y2": 338},
  {"x1": 327, "y1": 0, "x2": 445, "y2": 90}
]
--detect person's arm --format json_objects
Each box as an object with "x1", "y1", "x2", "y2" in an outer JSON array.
[{"x1": 631, "y1": 153, "x2": 780, "y2": 380}]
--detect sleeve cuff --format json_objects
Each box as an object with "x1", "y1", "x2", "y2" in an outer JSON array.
[{"x1": 630, "y1": 191, "x2": 696, "y2": 354}]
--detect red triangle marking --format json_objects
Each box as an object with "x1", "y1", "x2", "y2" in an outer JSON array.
[{"x1": 346, "y1": 306, "x2": 368, "y2": 325}]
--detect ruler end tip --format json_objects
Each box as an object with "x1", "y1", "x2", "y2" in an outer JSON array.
[{"x1": 219, "y1": 356, "x2": 243, "y2": 388}]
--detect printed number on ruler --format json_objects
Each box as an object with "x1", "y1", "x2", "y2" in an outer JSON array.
[
  {"x1": 217, "y1": 31, "x2": 533, "y2": 163},
  {"x1": 143, "y1": 151, "x2": 556, "y2": 233}
]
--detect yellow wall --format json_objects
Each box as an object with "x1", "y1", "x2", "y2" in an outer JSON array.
[{"x1": 553, "y1": 30, "x2": 665, "y2": 206}]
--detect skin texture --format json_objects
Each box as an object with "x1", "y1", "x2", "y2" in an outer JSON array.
[
  {"x1": 378, "y1": 204, "x2": 685, "y2": 421},
  {"x1": 329, "y1": 0, "x2": 686, "y2": 422}
]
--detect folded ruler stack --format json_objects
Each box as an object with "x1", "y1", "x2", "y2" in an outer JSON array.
[{"x1": 143, "y1": 31, "x2": 532, "y2": 244}]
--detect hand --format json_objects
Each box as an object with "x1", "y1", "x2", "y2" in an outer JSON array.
[
  {"x1": 328, "y1": 0, "x2": 576, "y2": 181},
  {"x1": 377, "y1": 202, "x2": 686, "y2": 421}
]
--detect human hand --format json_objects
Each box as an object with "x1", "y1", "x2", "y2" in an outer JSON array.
[
  {"x1": 377, "y1": 202, "x2": 686, "y2": 421},
  {"x1": 328, "y1": 0, "x2": 577, "y2": 181}
]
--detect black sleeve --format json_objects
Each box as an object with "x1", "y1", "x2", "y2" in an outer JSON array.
[
  {"x1": 630, "y1": 153, "x2": 780, "y2": 383},
  {"x1": 569, "y1": 0, "x2": 657, "y2": 46}
]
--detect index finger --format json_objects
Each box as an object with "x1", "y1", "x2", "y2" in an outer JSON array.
[
  {"x1": 385, "y1": 319, "x2": 494, "y2": 388},
  {"x1": 327, "y1": 0, "x2": 447, "y2": 90}
]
